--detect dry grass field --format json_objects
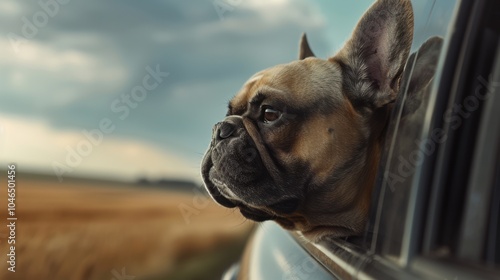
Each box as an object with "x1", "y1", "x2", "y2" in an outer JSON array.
[{"x1": 0, "y1": 174, "x2": 253, "y2": 280}]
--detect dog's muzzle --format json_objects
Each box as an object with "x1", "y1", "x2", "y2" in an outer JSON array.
[
  {"x1": 201, "y1": 116, "x2": 301, "y2": 220},
  {"x1": 201, "y1": 116, "x2": 256, "y2": 208}
]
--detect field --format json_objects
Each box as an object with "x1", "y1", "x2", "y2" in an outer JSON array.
[{"x1": 0, "y1": 174, "x2": 253, "y2": 280}]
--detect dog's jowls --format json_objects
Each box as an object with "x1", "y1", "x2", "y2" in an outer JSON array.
[{"x1": 201, "y1": 0, "x2": 414, "y2": 242}]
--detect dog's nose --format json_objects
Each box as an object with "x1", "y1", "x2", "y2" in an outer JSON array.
[
  {"x1": 215, "y1": 116, "x2": 243, "y2": 140},
  {"x1": 216, "y1": 121, "x2": 236, "y2": 140}
]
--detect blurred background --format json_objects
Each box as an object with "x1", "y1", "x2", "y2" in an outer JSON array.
[{"x1": 0, "y1": 0, "x2": 375, "y2": 279}]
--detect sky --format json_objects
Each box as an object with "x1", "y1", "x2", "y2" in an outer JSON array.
[{"x1": 0, "y1": 0, "x2": 455, "y2": 183}]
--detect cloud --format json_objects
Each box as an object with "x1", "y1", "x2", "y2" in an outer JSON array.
[
  {"x1": 0, "y1": 115, "x2": 201, "y2": 181},
  {"x1": 0, "y1": 0, "x2": 333, "y2": 178},
  {"x1": 0, "y1": 37, "x2": 126, "y2": 85},
  {"x1": 0, "y1": 1, "x2": 22, "y2": 16}
]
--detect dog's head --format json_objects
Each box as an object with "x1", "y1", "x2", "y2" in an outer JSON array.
[{"x1": 201, "y1": 0, "x2": 414, "y2": 241}]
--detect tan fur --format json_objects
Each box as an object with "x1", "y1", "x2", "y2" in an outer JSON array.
[
  {"x1": 231, "y1": 58, "x2": 343, "y2": 109},
  {"x1": 226, "y1": 58, "x2": 379, "y2": 238}
]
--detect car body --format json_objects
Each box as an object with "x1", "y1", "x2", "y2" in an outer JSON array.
[{"x1": 223, "y1": 0, "x2": 500, "y2": 279}]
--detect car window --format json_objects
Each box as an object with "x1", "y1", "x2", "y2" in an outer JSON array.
[{"x1": 368, "y1": 0, "x2": 459, "y2": 262}]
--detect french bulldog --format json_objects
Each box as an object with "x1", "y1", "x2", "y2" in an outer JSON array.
[{"x1": 201, "y1": 0, "x2": 414, "y2": 241}]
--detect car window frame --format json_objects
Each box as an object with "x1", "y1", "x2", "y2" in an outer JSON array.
[{"x1": 457, "y1": 42, "x2": 500, "y2": 262}]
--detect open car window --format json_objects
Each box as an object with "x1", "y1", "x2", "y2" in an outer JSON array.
[
  {"x1": 290, "y1": 0, "x2": 459, "y2": 270},
  {"x1": 369, "y1": 0, "x2": 457, "y2": 262}
]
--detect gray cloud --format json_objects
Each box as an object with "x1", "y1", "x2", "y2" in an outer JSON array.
[{"x1": 2, "y1": 0, "x2": 335, "y2": 165}]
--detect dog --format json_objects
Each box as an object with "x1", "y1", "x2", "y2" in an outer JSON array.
[{"x1": 201, "y1": 0, "x2": 414, "y2": 242}]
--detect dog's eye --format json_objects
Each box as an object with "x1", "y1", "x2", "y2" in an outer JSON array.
[{"x1": 263, "y1": 107, "x2": 281, "y2": 123}]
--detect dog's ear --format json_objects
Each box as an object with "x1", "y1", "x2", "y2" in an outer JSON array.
[
  {"x1": 403, "y1": 36, "x2": 443, "y2": 95},
  {"x1": 333, "y1": 0, "x2": 414, "y2": 109},
  {"x1": 299, "y1": 33, "x2": 315, "y2": 60},
  {"x1": 400, "y1": 36, "x2": 443, "y2": 116}
]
